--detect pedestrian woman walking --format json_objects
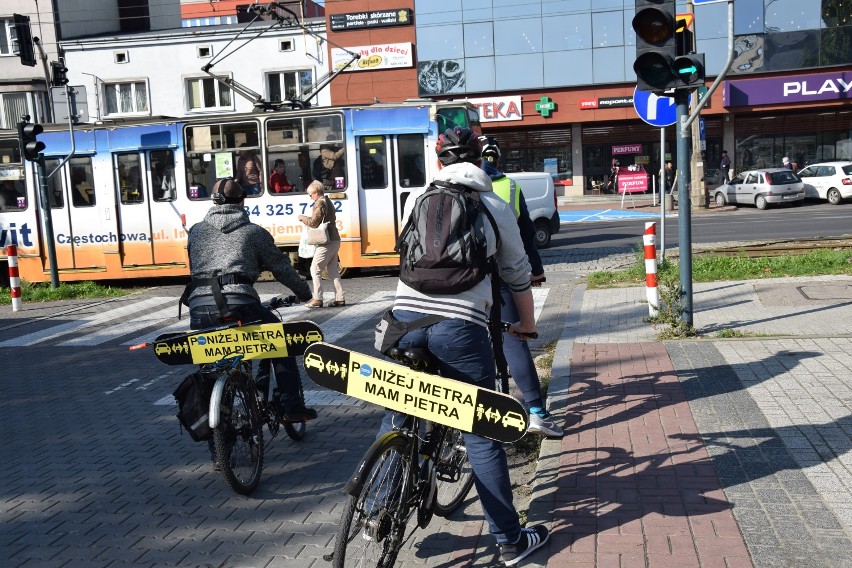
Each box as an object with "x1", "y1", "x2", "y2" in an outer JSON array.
[{"x1": 298, "y1": 180, "x2": 345, "y2": 308}]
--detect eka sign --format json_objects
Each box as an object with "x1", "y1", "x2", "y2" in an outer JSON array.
[{"x1": 466, "y1": 95, "x2": 523, "y2": 123}]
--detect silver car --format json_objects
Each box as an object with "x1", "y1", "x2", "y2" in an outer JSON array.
[
  {"x1": 713, "y1": 168, "x2": 805, "y2": 210},
  {"x1": 796, "y1": 161, "x2": 852, "y2": 205}
]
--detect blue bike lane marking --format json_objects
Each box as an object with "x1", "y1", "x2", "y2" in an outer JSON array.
[{"x1": 559, "y1": 209, "x2": 675, "y2": 223}]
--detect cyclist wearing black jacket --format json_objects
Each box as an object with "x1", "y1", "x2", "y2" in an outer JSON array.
[{"x1": 185, "y1": 178, "x2": 316, "y2": 438}]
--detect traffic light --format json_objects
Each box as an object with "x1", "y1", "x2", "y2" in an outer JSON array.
[
  {"x1": 51, "y1": 61, "x2": 69, "y2": 87},
  {"x1": 17, "y1": 119, "x2": 45, "y2": 162},
  {"x1": 632, "y1": 0, "x2": 677, "y2": 93},
  {"x1": 673, "y1": 15, "x2": 705, "y2": 89},
  {"x1": 12, "y1": 14, "x2": 36, "y2": 67}
]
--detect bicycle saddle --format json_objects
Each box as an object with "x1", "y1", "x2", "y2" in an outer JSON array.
[{"x1": 387, "y1": 347, "x2": 434, "y2": 372}]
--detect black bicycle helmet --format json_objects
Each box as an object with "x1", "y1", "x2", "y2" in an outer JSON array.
[
  {"x1": 435, "y1": 127, "x2": 482, "y2": 165},
  {"x1": 211, "y1": 177, "x2": 247, "y2": 204},
  {"x1": 481, "y1": 136, "x2": 501, "y2": 162}
]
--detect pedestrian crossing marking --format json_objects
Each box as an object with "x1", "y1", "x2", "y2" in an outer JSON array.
[
  {"x1": 2, "y1": 288, "x2": 549, "y2": 351},
  {"x1": 0, "y1": 297, "x2": 174, "y2": 347}
]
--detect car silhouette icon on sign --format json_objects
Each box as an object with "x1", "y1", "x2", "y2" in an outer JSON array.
[
  {"x1": 154, "y1": 343, "x2": 172, "y2": 356},
  {"x1": 305, "y1": 330, "x2": 322, "y2": 343},
  {"x1": 501, "y1": 411, "x2": 527, "y2": 432},
  {"x1": 304, "y1": 352, "x2": 325, "y2": 372}
]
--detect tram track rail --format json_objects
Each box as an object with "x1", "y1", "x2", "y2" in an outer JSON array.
[{"x1": 697, "y1": 236, "x2": 852, "y2": 258}]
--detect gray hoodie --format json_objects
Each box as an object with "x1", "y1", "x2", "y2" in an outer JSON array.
[
  {"x1": 187, "y1": 204, "x2": 311, "y2": 305},
  {"x1": 393, "y1": 162, "x2": 532, "y2": 327}
]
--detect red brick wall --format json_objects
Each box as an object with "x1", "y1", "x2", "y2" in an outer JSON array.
[{"x1": 324, "y1": 1, "x2": 418, "y2": 105}]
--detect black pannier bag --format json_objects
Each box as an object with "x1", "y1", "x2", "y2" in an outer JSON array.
[{"x1": 173, "y1": 371, "x2": 216, "y2": 442}]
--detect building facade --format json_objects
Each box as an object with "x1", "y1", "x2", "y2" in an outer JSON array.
[
  {"x1": 0, "y1": 0, "x2": 60, "y2": 130},
  {"x1": 323, "y1": 0, "x2": 852, "y2": 195},
  {"x1": 59, "y1": 0, "x2": 330, "y2": 120}
]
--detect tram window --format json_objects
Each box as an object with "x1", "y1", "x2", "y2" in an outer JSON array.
[
  {"x1": 150, "y1": 150, "x2": 176, "y2": 201},
  {"x1": 267, "y1": 152, "x2": 300, "y2": 194},
  {"x1": 44, "y1": 158, "x2": 64, "y2": 208},
  {"x1": 184, "y1": 121, "x2": 259, "y2": 200},
  {"x1": 398, "y1": 134, "x2": 426, "y2": 188},
  {"x1": 305, "y1": 115, "x2": 343, "y2": 144},
  {"x1": 436, "y1": 107, "x2": 470, "y2": 132},
  {"x1": 0, "y1": 139, "x2": 22, "y2": 164},
  {"x1": 117, "y1": 153, "x2": 143, "y2": 204},
  {"x1": 266, "y1": 114, "x2": 345, "y2": 192},
  {"x1": 0, "y1": 179, "x2": 26, "y2": 211},
  {"x1": 70, "y1": 158, "x2": 96, "y2": 207},
  {"x1": 359, "y1": 136, "x2": 387, "y2": 190},
  {"x1": 185, "y1": 121, "x2": 259, "y2": 152}
]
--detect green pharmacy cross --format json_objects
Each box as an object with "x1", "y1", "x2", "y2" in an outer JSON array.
[{"x1": 535, "y1": 96, "x2": 557, "y2": 117}]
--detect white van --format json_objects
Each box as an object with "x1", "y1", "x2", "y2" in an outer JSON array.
[{"x1": 505, "y1": 172, "x2": 560, "y2": 248}]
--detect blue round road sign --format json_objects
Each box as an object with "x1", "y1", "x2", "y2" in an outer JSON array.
[{"x1": 633, "y1": 88, "x2": 677, "y2": 127}]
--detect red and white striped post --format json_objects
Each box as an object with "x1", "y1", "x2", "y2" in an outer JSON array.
[
  {"x1": 6, "y1": 245, "x2": 23, "y2": 312},
  {"x1": 644, "y1": 222, "x2": 659, "y2": 317}
]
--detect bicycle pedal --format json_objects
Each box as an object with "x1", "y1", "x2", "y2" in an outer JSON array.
[{"x1": 436, "y1": 464, "x2": 461, "y2": 483}]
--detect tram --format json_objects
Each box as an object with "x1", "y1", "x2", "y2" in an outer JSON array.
[{"x1": 0, "y1": 100, "x2": 481, "y2": 283}]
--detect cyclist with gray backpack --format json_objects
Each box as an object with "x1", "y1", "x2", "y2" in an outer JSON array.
[
  {"x1": 384, "y1": 128, "x2": 549, "y2": 566},
  {"x1": 183, "y1": 177, "x2": 316, "y2": 468}
]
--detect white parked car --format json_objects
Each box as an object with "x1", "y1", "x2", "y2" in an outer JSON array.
[
  {"x1": 712, "y1": 168, "x2": 805, "y2": 210},
  {"x1": 796, "y1": 161, "x2": 852, "y2": 205}
]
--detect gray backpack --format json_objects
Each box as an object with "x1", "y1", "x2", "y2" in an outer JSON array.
[{"x1": 396, "y1": 180, "x2": 498, "y2": 294}]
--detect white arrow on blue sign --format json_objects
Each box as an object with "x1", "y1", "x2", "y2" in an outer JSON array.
[{"x1": 633, "y1": 88, "x2": 677, "y2": 127}]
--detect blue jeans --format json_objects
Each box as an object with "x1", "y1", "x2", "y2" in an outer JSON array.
[
  {"x1": 500, "y1": 284, "x2": 542, "y2": 406},
  {"x1": 378, "y1": 310, "x2": 521, "y2": 545}
]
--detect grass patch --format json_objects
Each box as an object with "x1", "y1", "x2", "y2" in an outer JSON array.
[
  {"x1": 0, "y1": 280, "x2": 134, "y2": 304},
  {"x1": 714, "y1": 329, "x2": 777, "y2": 339},
  {"x1": 588, "y1": 248, "x2": 852, "y2": 289}
]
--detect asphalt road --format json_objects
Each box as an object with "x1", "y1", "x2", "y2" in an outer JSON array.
[{"x1": 552, "y1": 200, "x2": 851, "y2": 250}]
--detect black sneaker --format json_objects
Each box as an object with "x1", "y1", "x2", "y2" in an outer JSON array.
[
  {"x1": 499, "y1": 525, "x2": 549, "y2": 566},
  {"x1": 283, "y1": 405, "x2": 318, "y2": 422}
]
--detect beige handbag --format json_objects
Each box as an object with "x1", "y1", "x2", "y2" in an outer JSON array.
[{"x1": 306, "y1": 206, "x2": 329, "y2": 245}]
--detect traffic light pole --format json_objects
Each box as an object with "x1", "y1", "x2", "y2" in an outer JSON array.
[
  {"x1": 676, "y1": 0, "x2": 736, "y2": 325},
  {"x1": 676, "y1": 90, "x2": 693, "y2": 326},
  {"x1": 36, "y1": 156, "x2": 60, "y2": 288}
]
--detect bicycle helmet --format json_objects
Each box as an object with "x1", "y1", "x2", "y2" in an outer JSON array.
[
  {"x1": 481, "y1": 136, "x2": 501, "y2": 163},
  {"x1": 435, "y1": 127, "x2": 482, "y2": 166},
  {"x1": 211, "y1": 177, "x2": 247, "y2": 204}
]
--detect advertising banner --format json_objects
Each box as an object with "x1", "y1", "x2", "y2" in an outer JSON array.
[
  {"x1": 332, "y1": 43, "x2": 413, "y2": 72},
  {"x1": 724, "y1": 70, "x2": 852, "y2": 107},
  {"x1": 617, "y1": 171, "x2": 649, "y2": 194}
]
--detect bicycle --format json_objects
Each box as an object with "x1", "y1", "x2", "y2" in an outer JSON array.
[
  {"x1": 133, "y1": 294, "x2": 311, "y2": 495},
  {"x1": 328, "y1": 346, "x2": 473, "y2": 568},
  {"x1": 207, "y1": 294, "x2": 311, "y2": 494}
]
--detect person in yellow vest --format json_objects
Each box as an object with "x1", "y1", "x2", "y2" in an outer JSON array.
[{"x1": 480, "y1": 136, "x2": 563, "y2": 438}]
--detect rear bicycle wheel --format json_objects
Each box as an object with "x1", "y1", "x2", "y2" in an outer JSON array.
[
  {"x1": 214, "y1": 372, "x2": 264, "y2": 495},
  {"x1": 433, "y1": 428, "x2": 475, "y2": 516},
  {"x1": 284, "y1": 420, "x2": 307, "y2": 440},
  {"x1": 332, "y1": 435, "x2": 411, "y2": 568}
]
